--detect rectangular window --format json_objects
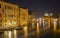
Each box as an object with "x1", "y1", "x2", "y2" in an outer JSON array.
[
  {"x1": 5, "y1": 6, "x2": 6, "y2": 9},
  {"x1": 0, "y1": 4, "x2": 1, "y2": 8},
  {"x1": 8, "y1": 14, "x2": 14, "y2": 17},
  {"x1": 7, "y1": 14, "x2": 15, "y2": 19},
  {"x1": 7, "y1": 6, "x2": 13, "y2": 9}
]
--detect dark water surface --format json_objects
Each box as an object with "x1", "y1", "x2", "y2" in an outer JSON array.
[{"x1": 0, "y1": 26, "x2": 60, "y2": 38}]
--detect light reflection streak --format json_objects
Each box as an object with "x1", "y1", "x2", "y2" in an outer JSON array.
[
  {"x1": 37, "y1": 22, "x2": 40, "y2": 36},
  {"x1": 8, "y1": 31, "x2": 11, "y2": 38},
  {"x1": 23, "y1": 26, "x2": 28, "y2": 38},
  {"x1": 39, "y1": 18, "x2": 42, "y2": 25},
  {"x1": 54, "y1": 21, "x2": 57, "y2": 31},
  {"x1": 4, "y1": 31, "x2": 8, "y2": 38},
  {"x1": 53, "y1": 19, "x2": 57, "y2": 32},
  {"x1": 48, "y1": 19, "x2": 50, "y2": 28},
  {"x1": 4, "y1": 31, "x2": 12, "y2": 38},
  {"x1": 14, "y1": 30, "x2": 17, "y2": 38}
]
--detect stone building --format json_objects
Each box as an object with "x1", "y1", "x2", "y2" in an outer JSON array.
[
  {"x1": 28, "y1": 11, "x2": 34, "y2": 24},
  {"x1": 19, "y1": 8, "x2": 29, "y2": 26},
  {"x1": 0, "y1": 1, "x2": 19, "y2": 29},
  {"x1": 0, "y1": 1, "x2": 34, "y2": 29}
]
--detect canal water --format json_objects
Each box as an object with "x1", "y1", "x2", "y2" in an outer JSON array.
[
  {"x1": 0, "y1": 22, "x2": 60, "y2": 38},
  {"x1": 0, "y1": 27, "x2": 60, "y2": 38},
  {"x1": 0, "y1": 25, "x2": 51, "y2": 38}
]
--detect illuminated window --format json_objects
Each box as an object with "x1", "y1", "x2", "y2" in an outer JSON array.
[
  {"x1": 8, "y1": 14, "x2": 13, "y2": 17},
  {"x1": 6, "y1": 6, "x2": 13, "y2": 9},
  {"x1": 5, "y1": 14, "x2": 15, "y2": 18},
  {"x1": 8, "y1": 14, "x2": 15, "y2": 19},
  {"x1": 7, "y1": 14, "x2": 14, "y2": 18}
]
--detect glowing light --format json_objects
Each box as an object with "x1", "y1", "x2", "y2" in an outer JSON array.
[
  {"x1": 37, "y1": 22, "x2": 40, "y2": 35},
  {"x1": 53, "y1": 19, "x2": 57, "y2": 31},
  {"x1": 4, "y1": 31, "x2": 8, "y2": 38},
  {"x1": 5, "y1": 21, "x2": 11, "y2": 27},
  {"x1": 13, "y1": 22, "x2": 16, "y2": 24},
  {"x1": 8, "y1": 31, "x2": 11, "y2": 38},
  {"x1": 48, "y1": 19, "x2": 50, "y2": 28},
  {"x1": 39, "y1": 18, "x2": 42, "y2": 25},
  {"x1": 44, "y1": 13, "x2": 49, "y2": 16},
  {"x1": 23, "y1": 26, "x2": 28, "y2": 38},
  {"x1": 8, "y1": 22, "x2": 11, "y2": 25},
  {"x1": 14, "y1": 30, "x2": 17, "y2": 38},
  {"x1": 54, "y1": 21, "x2": 56, "y2": 31}
]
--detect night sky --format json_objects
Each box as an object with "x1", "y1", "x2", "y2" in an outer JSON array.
[{"x1": 4, "y1": 0, "x2": 60, "y2": 18}]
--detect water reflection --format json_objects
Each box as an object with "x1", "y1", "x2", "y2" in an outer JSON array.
[
  {"x1": 8, "y1": 31, "x2": 11, "y2": 38},
  {"x1": 13, "y1": 30, "x2": 17, "y2": 38},
  {"x1": 53, "y1": 20, "x2": 57, "y2": 31},
  {"x1": 23, "y1": 26, "x2": 28, "y2": 38},
  {"x1": 4, "y1": 31, "x2": 8, "y2": 38},
  {"x1": 4, "y1": 31, "x2": 11, "y2": 38},
  {"x1": 4, "y1": 30, "x2": 17, "y2": 38},
  {"x1": 37, "y1": 22, "x2": 40, "y2": 36},
  {"x1": 0, "y1": 21, "x2": 57, "y2": 38}
]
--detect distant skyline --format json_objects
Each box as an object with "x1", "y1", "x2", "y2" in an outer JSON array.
[{"x1": 4, "y1": 0, "x2": 60, "y2": 18}]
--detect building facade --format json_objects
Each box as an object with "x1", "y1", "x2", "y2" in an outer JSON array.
[
  {"x1": 0, "y1": 1, "x2": 19, "y2": 29},
  {"x1": 19, "y1": 8, "x2": 29, "y2": 26},
  {"x1": 0, "y1": 1, "x2": 34, "y2": 29},
  {"x1": 0, "y1": 11, "x2": 3, "y2": 29},
  {"x1": 28, "y1": 11, "x2": 34, "y2": 24}
]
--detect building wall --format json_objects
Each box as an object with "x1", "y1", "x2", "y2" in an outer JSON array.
[
  {"x1": 19, "y1": 8, "x2": 29, "y2": 26},
  {"x1": 0, "y1": 1, "x2": 5, "y2": 29},
  {"x1": 0, "y1": 1, "x2": 19, "y2": 29},
  {"x1": 29, "y1": 13, "x2": 34, "y2": 23},
  {"x1": 0, "y1": 1, "x2": 34, "y2": 29},
  {"x1": 0, "y1": 13, "x2": 3, "y2": 29}
]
